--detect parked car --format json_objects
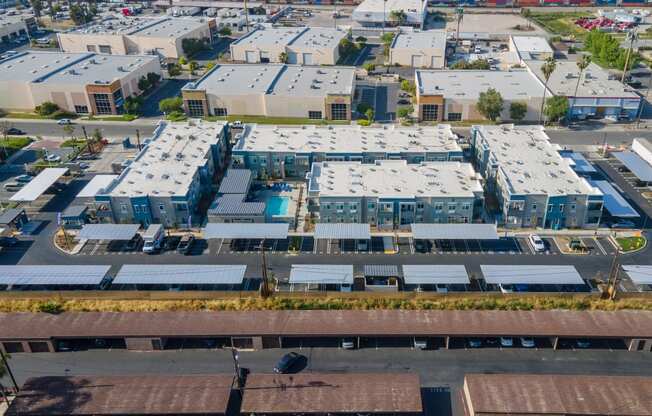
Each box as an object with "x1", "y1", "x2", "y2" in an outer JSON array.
[
  {"x1": 3, "y1": 182, "x2": 24, "y2": 191},
  {"x1": 45, "y1": 154, "x2": 61, "y2": 162},
  {"x1": 520, "y1": 337, "x2": 535, "y2": 348},
  {"x1": 14, "y1": 174, "x2": 33, "y2": 183},
  {"x1": 611, "y1": 220, "x2": 636, "y2": 229},
  {"x1": 467, "y1": 338, "x2": 483, "y2": 348},
  {"x1": 125, "y1": 235, "x2": 142, "y2": 251},
  {"x1": 341, "y1": 338, "x2": 356, "y2": 349},
  {"x1": 0, "y1": 236, "x2": 18, "y2": 247},
  {"x1": 500, "y1": 337, "x2": 513, "y2": 347},
  {"x1": 575, "y1": 339, "x2": 591, "y2": 349},
  {"x1": 176, "y1": 233, "x2": 195, "y2": 254},
  {"x1": 273, "y1": 352, "x2": 301, "y2": 373},
  {"x1": 413, "y1": 337, "x2": 428, "y2": 350},
  {"x1": 5, "y1": 127, "x2": 25, "y2": 135},
  {"x1": 529, "y1": 234, "x2": 546, "y2": 252},
  {"x1": 164, "y1": 236, "x2": 181, "y2": 251},
  {"x1": 397, "y1": 99, "x2": 410, "y2": 105},
  {"x1": 57, "y1": 118, "x2": 72, "y2": 125}
]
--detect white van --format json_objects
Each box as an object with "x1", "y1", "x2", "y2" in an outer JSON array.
[{"x1": 142, "y1": 224, "x2": 164, "y2": 253}]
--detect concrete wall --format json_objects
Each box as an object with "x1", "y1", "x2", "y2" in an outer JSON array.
[
  {"x1": 58, "y1": 33, "x2": 128, "y2": 55},
  {"x1": 390, "y1": 47, "x2": 445, "y2": 69}
]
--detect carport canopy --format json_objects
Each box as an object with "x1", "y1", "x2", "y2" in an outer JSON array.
[
  {"x1": 612, "y1": 151, "x2": 652, "y2": 182},
  {"x1": 411, "y1": 223, "x2": 498, "y2": 240},
  {"x1": 481, "y1": 265, "x2": 585, "y2": 285},
  {"x1": 78, "y1": 224, "x2": 140, "y2": 241},
  {"x1": 402, "y1": 265, "x2": 469, "y2": 285},
  {"x1": 587, "y1": 179, "x2": 639, "y2": 218},
  {"x1": 113, "y1": 264, "x2": 246, "y2": 285},
  {"x1": 203, "y1": 223, "x2": 289, "y2": 239},
  {"x1": 0, "y1": 265, "x2": 111, "y2": 286},
  {"x1": 621, "y1": 265, "x2": 652, "y2": 285},
  {"x1": 289, "y1": 264, "x2": 354, "y2": 285},
  {"x1": 76, "y1": 174, "x2": 118, "y2": 198},
  {"x1": 9, "y1": 167, "x2": 68, "y2": 202},
  {"x1": 314, "y1": 223, "x2": 371, "y2": 240},
  {"x1": 364, "y1": 264, "x2": 399, "y2": 277}
]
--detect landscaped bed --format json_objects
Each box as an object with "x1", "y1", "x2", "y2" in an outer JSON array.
[
  {"x1": 528, "y1": 11, "x2": 591, "y2": 39},
  {"x1": 616, "y1": 236, "x2": 646, "y2": 253},
  {"x1": 0, "y1": 136, "x2": 33, "y2": 161}
]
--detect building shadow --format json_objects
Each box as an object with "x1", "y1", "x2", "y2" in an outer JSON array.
[{"x1": 421, "y1": 386, "x2": 453, "y2": 416}]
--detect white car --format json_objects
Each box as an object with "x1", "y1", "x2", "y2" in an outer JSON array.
[
  {"x1": 520, "y1": 337, "x2": 535, "y2": 348},
  {"x1": 57, "y1": 118, "x2": 72, "y2": 125},
  {"x1": 529, "y1": 234, "x2": 546, "y2": 252},
  {"x1": 500, "y1": 337, "x2": 513, "y2": 347},
  {"x1": 45, "y1": 154, "x2": 61, "y2": 162}
]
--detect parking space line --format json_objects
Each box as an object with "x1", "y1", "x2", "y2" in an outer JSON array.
[
  {"x1": 593, "y1": 237, "x2": 607, "y2": 256},
  {"x1": 216, "y1": 238, "x2": 224, "y2": 255}
]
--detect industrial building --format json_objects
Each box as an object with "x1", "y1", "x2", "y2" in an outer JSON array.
[
  {"x1": 415, "y1": 69, "x2": 545, "y2": 122},
  {"x1": 472, "y1": 125, "x2": 603, "y2": 229},
  {"x1": 230, "y1": 26, "x2": 348, "y2": 65},
  {"x1": 95, "y1": 120, "x2": 228, "y2": 226},
  {"x1": 182, "y1": 64, "x2": 355, "y2": 120},
  {"x1": 633, "y1": 137, "x2": 652, "y2": 165},
  {"x1": 389, "y1": 30, "x2": 447, "y2": 68},
  {"x1": 509, "y1": 35, "x2": 554, "y2": 60},
  {"x1": 57, "y1": 16, "x2": 215, "y2": 60},
  {"x1": 306, "y1": 160, "x2": 484, "y2": 228},
  {"x1": 525, "y1": 59, "x2": 641, "y2": 121},
  {"x1": 352, "y1": 0, "x2": 428, "y2": 28},
  {"x1": 0, "y1": 51, "x2": 161, "y2": 115},
  {"x1": 231, "y1": 123, "x2": 463, "y2": 179},
  {"x1": 0, "y1": 12, "x2": 35, "y2": 42}
]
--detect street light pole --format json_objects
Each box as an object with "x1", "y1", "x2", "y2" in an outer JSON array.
[
  {"x1": 382, "y1": 0, "x2": 386, "y2": 36},
  {"x1": 621, "y1": 29, "x2": 637, "y2": 84},
  {"x1": 230, "y1": 348, "x2": 242, "y2": 389},
  {"x1": 0, "y1": 351, "x2": 19, "y2": 392},
  {"x1": 635, "y1": 73, "x2": 652, "y2": 129}
]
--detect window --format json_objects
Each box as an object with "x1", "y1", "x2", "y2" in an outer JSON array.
[
  {"x1": 548, "y1": 205, "x2": 553, "y2": 213},
  {"x1": 308, "y1": 111, "x2": 322, "y2": 120},
  {"x1": 74, "y1": 105, "x2": 88, "y2": 114},
  {"x1": 416, "y1": 203, "x2": 424, "y2": 210},
  {"x1": 447, "y1": 112, "x2": 462, "y2": 121},
  {"x1": 159, "y1": 204, "x2": 166, "y2": 213},
  {"x1": 186, "y1": 100, "x2": 204, "y2": 117},
  {"x1": 434, "y1": 202, "x2": 443, "y2": 212},
  {"x1": 134, "y1": 205, "x2": 141, "y2": 213},
  {"x1": 448, "y1": 203, "x2": 456, "y2": 213},
  {"x1": 325, "y1": 203, "x2": 331, "y2": 210},
  {"x1": 461, "y1": 203, "x2": 471, "y2": 210},
  {"x1": 330, "y1": 103, "x2": 348, "y2": 120},
  {"x1": 141, "y1": 205, "x2": 149, "y2": 214},
  {"x1": 86, "y1": 45, "x2": 96, "y2": 52},
  {"x1": 422, "y1": 104, "x2": 439, "y2": 121},
  {"x1": 98, "y1": 45, "x2": 112, "y2": 54},
  {"x1": 214, "y1": 107, "x2": 227, "y2": 116},
  {"x1": 93, "y1": 93, "x2": 113, "y2": 115},
  {"x1": 559, "y1": 204, "x2": 565, "y2": 212},
  {"x1": 367, "y1": 202, "x2": 376, "y2": 210},
  {"x1": 461, "y1": 216, "x2": 469, "y2": 223},
  {"x1": 120, "y1": 204, "x2": 128, "y2": 213},
  {"x1": 570, "y1": 204, "x2": 576, "y2": 212},
  {"x1": 531, "y1": 203, "x2": 537, "y2": 211}
]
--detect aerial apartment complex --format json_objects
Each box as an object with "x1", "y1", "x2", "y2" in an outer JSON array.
[
  {"x1": 95, "y1": 120, "x2": 228, "y2": 226},
  {"x1": 352, "y1": 0, "x2": 428, "y2": 28},
  {"x1": 57, "y1": 16, "x2": 215, "y2": 60},
  {"x1": 307, "y1": 160, "x2": 484, "y2": 228},
  {"x1": 231, "y1": 124, "x2": 463, "y2": 179},
  {"x1": 181, "y1": 64, "x2": 355, "y2": 120},
  {"x1": 230, "y1": 26, "x2": 348, "y2": 65},
  {"x1": 471, "y1": 125, "x2": 603, "y2": 229},
  {"x1": 0, "y1": 12, "x2": 36, "y2": 42},
  {"x1": 389, "y1": 30, "x2": 447, "y2": 69},
  {"x1": 0, "y1": 51, "x2": 160, "y2": 115}
]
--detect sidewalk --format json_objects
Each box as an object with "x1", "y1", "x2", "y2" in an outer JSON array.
[{"x1": 1, "y1": 117, "x2": 160, "y2": 127}]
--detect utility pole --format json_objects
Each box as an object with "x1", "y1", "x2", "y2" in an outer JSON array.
[
  {"x1": 81, "y1": 125, "x2": 90, "y2": 154},
  {"x1": 0, "y1": 351, "x2": 19, "y2": 392},
  {"x1": 135, "y1": 129, "x2": 142, "y2": 151},
  {"x1": 260, "y1": 242, "x2": 271, "y2": 298},
  {"x1": 621, "y1": 29, "x2": 637, "y2": 84},
  {"x1": 455, "y1": 7, "x2": 464, "y2": 48},
  {"x1": 243, "y1": 0, "x2": 249, "y2": 33},
  {"x1": 0, "y1": 123, "x2": 8, "y2": 160},
  {"x1": 230, "y1": 348, "x2": 243, "y2": 390},
  {"x1": 605, "y1": 245, "x2": 621, "y2": 300},
  {"x1": 382, "y1": 0, "x2": 387, "y2": 35},
  {"x1": 635, "y1": 74, "x2": 652, "y2": 129}
]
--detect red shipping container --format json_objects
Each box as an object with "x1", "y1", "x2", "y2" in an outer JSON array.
[{"x1": 515, "y1": 0, "x2": 541, "y2": 6}]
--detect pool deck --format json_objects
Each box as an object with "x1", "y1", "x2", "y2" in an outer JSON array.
[{"x1": 253, "y1": 183, "x2": 304, "y2": 228}]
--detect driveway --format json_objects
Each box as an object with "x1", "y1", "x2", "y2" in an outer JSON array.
[{"x1": 141, "y1": 79, "x2": 188, "y2": 117}]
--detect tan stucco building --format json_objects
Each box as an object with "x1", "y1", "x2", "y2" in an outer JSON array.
[
  {"x1": 0, "y1": 13, "x2": 36, "y2": 42},
  {"x1": 389, "y1": 30, "x2": 446, "y2": 68}
]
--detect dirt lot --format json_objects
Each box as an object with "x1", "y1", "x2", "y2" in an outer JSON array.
[{"x1": 445, "y1": 12, "x2": 547, "y2": 36}]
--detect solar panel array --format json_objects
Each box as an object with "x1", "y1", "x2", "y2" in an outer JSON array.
[
  {"x1": 402, "y1": 265, "x2": 469, "y2": 285},
  {"x1": 78, "y1": 224, "x2": 141, "y2": 241},
  {"x1": 411, "y1": 224, "x2": 498, "y2": 240},
  {"x1": 203, "y1": 223, "x2": 289, "y2": 239},
  {"x1": 0, "y1": 265, "x2": 111, "y2": 286},
  {"x1": 481, "y1": 265, "x2": 584, "y2": 285},
  {"x1": 113, "y1": 264, "x2": 246, "y2": 285},
  {"x1": 289, "y1": 264, "x2": 353, "y2": 284},
  {"x1": 314, "y1": 223, "x2": 371, "y2": 240}
]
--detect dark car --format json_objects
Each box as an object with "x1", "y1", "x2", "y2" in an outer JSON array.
[
  {"x1": 176, "y1": 233, "x2": 195, "y2": 254},
  {"x1": 397, "y1": 99, "x2": 410, "y2": 105},
  {"x1": 125, "y1": 235, "x2": 142, "y2": 251},
  {"x1": 6, "y1": 127, "x2": 25, "y2": 135},
  {"x1": 164, "y1": 235, "x2": 181, "y2": 251},
  {"x1": 273, "y1": 352, "x2": 301, "y2": 373},
  {"x1": 0, "y1": 236, "x2": 18, "y2": 247}
]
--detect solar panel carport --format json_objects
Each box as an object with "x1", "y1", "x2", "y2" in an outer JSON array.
[
  {"x1": 411, "y1": 224, "x2": 498, "y2": 240},
  {"x1": 203, "y1": 223, "x2": 289, "y2": 239},
  {"x1": 622, "y1": 265, "x2": 652, "y2": 286},
  {"x1": 78, "y1": 224, "x2": 140, "y2": 241},
  {"x1": 0, "y1": 265, "x2": 111, "y2": 288},
  {"x1": 289, "y1": 264, "x2": 354, "y2": 285},
  {"x1": 9, "y1": 168, "x2": 68, "y2": 202},
  {"x1": 314, "y1": 223, "x2": 371, "y2": 240},
  {"x1": 613, "y1": 151, "x2": 652, "y2": 182},
  {"x1": 587, "y1": 179, "x2": 639, "y2": 218},
  {"x1": 402, "y1": 265, "x2": 469, "y2": 285},
  {"x1": 481, "y1": 265, "x2": 585, "y2": 285},
  {"x1": 112, "y1": 265, "x2": 247, "y2": 288}
]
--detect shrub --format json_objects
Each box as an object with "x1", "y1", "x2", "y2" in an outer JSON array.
[
  {"x1": 363, "y1": 62, "x2": 375, "y2": 72},
  {"x1": 397, "y1": 105, "x2": 413, "y2": 119},
  {"x1": 166, "y1": 110, "x2": 187, "y2": 122},
  {"x1": 357, "y1": 119, "x2": 371, "y2": 126},
  {"x1": 52, "y1": 110, "x2": 77, "y2": 120},
  {"x1": 35, "y1": 101, "x2": 59, "y2": 116},
  {"x1": 167, "y1": 63, "x2": 182, "y2": 77},
  {"x1": 37, "y1": 300, "x2": 63, "y2": 314},
  {"x1": 159, "y1": 97, "x2": 184, "y2": 114}
]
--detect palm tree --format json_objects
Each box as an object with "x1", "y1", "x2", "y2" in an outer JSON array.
[
  {"x1": 538, "y1": 57, "x2": 557, "y2": 124},
  {"x1": 571, "y1": 55, "x2": 591, "y2": 120}
]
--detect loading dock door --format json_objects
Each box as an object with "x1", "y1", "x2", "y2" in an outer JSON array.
[
  {"x1": 287, "y1": 52, "x2": 298, "y2": 64},
  {"x1": 245, "y1": 51, "x2": 258, "y2": 63},
  {"x1": 411, "y1": 55, "x2": 423, "y2": 67},
  {"x1": 303, "y1": 53, "x2": 313, "y2": 65}
]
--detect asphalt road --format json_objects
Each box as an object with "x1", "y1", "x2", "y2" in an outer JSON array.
[{"x1": 3, "y1": 349, "x2": 651, "y2": 416}]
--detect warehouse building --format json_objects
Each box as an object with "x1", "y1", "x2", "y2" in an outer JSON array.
[
  {"x1": 58, "y1": 16, "x2": 215, "y2": 60},
  {"x1": 389, "y1": 30, "x2": 447, "y2": 68},
  {"x1": 95, "y1": 120, "x2": 228, "y2": 226},
  {"x1": 232, "y1": 123, "x2": 463, "y2": 179},
  {"x1": 462, "y1": 373, "x2": 652, "y2": 416},
  {"x1": 0, "y1": 13, "x2": 36, "y2": 42},
  {"x1": 415, "y1": 69, "x2": 545, "y2": 122},
  {"x1": 509, "y1": 35, "x2": 554, "y2": 60},
  {"x1": 472, "y1": 125, "x2": 603, "y2": 229},
  {"x1": 182, "y1": 64, "x2": 355, "y2": 120},
  {"x1": 0, "y1": 51, "x2": 161, "y2": 115},
  {"x1": 307, "y1": 160, "x2": 484, "y2": 228},
  {"x1": 525, "y1": 59, "x2": 641, "y2": 121},
  {"x1": 230, "y1": 26, "x2": 347, "y2": 65},
  {"x1": 352, "y1": 0, "x2": 428, "y2": 28}
]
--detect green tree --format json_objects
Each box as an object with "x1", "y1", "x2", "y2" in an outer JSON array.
[
  {"x1": 355, "y1": 36, "x2": 367, "y2": 49},
  {"x1": 167, "y1": 63, "x2": 182, "y2": 77},
  {"x1": 356, "y1": 102, "x2": 372, "y2": 114},
  {"x1": 188, "y1": 60, "x2": 198, "y2": 74},
  {"x1": 571, "y1": 55, "x2": 591, "y2": 117},
  {"x1": 365, "y1": 108, "x2": 375, "y2": 122},
  {"x1": 205, "y1": 62, "x2": 216, "y2": 71},
  {"x1": 30, "y1": 0, "x2": 43, "y2": 17},
  {"x1": 538, "y1": 57, "x2": 556, "y2": 123},
  {"x1": 279, "y1": 52, "x2": 289, "y2": 63},
  {"x1": 477, "y1": 88, "x2": 504, "y2": 121},
  {"x1": 389, "y1": 9, "x2": 407, "y2": 25},
  {"x1": 381, "y1": 32, "x2": 395, "y2": 57},
  {"x1": 397, "y1": 105, "x2": 413, "y2": 119},
  {"x1": 178, "y1": 56, "x2": 188, "y2": 66},
  {"x1": 451, "y1": 59, "x2": 490, "y2": 70},
  {"x1": 400, "y1": 79, "x2": 416, "y2": 95},
  {"x1": 363, "y1": 62, "x2": 376, "y2": 72},
  {"x1": 338, "y1": 38, "x2": 355, "y2": 57},
  {"x1": 35, "y1": 101, "x2": 59, "y2": 116},
  {"x1": 544, "y1": 96, "x2": 569, "y2": 123},
  {"x1": 509, "y1": 102, "x2": 528, "y2": 122},
  {"x1": 218, "y1": 26, "x2": 232, "y2": 36},
  {"x1": 123, "y1": 96, "x2": 143, "y2": 116},
  {"x1": 62, "y1": 124, "x2": 75, "y2": 140},
  {"x1": 137, "y1": 76, "x2": 150, "y2": 92},
  {"x1": 181, "y1": 38, "x2": 208, "y2": 58},
  {"x1": 146, "y1": 72, "x2": 161, "y2": 87},
  {"x1": 159, "y1": 97, "x2": 183, "y2": 114}
]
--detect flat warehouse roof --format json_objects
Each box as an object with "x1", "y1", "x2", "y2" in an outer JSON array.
[
  {"x1": 587, "y1": 179, "x2": 639, "y2": 218},
  {"x1": 1, "y1": 310, "x2": 651, "y2": 339},
  {"x1": 76, "y1": 175, "x2": 118, "y2": 198},
  {"x1": 241, "y1": 373, "x2": 423, "y2": 414},
  {"x1": 613, "y1": 151, "x2": 652, "y2": 182},
  {"x1": 464, "y1": 373, "x2": 652, "y2": 416},
  {"x1": 289, "y1": 264, "x2": 353, "y2": 285},
  {"x1": 0, "y1": 265, "x2": 110, "y2": 286},
  {"x1": 113, "y1": 264, "x2": 246, "y2": 285},
  {"x1": 481, "y1": 265, "x2": 585, "y2": 285},
  {"x1": 416, "y1": 70, "x2": 544, "y2": 100},
  {"x1": 7, "y1": 375, "x2": 234, "y2": 416},
  {"x1": 411, "y1": 224, "x2": 498, "y2": 240},
  {"x1": 314, "y1": 223, "x2": 371, "y2": 240},
  {"x1": 78, "y1": 224, "x2": 140, "y2": 241},
  {"x1": 203, "y1": 223, "x2": 289, "y2": 239},
  {"x1": 9, "y1": 168, "x2": 68, "y2": 202},
  {"x1": 402, "y1": 265, "x2": 469, "y2": 285},
  {"x1": 622, "y1": 265, "x2": 652, "y2": 285},
  {"x1": 364, "y1": 264, "x2": 399, "y2": 277}
]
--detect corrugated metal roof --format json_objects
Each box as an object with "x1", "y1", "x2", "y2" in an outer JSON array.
[
  {"x1": 411, "y1": 223, "x2": 498, "y2": 240},
  {"x1": 242, "y1": 373, "x2": 423, "y2": 414},
  {"x1": 314, "y1": 223, "x2": 371, "y2": 239},
  {"x1": 364, "y1": 264, "x2": 399, "y2": 277},
  {"x1": 113, "y1": 264, "x2": 246, "y2": 285},
  {"x1": 622, "y1": 265, "x2": 652, "y2": 285},
  {"x1": 207, "y1": 194, "x2": 265, "y2": 216},
  {"x1": 289, "y1": 264, "x2": 353, "y2": 284},
  {"x1": 78, "y1": 224, "x2": 140, "y2": 241},
  {"x1": 588, "y1": 179, "x2": 639, "y2": 218},
  {"x1": 402, "y1": 265, "x2": 469, "y2": 285},
  {"x1": 613, "y1": 151, "x2": 652, "y2": 182},
  {"x1": 9, "y1": 168, "x2": 68, "y2": 202},
  {"x1": 76, "y1": 174, "x2": 118, "y2": 198},
  {"x1": 61, "y1": 205, "x2": 88, "y2": 218},
  {"x1": 203, "y1": 222, "x2": 289, "y2": 239},
  {"x1": 0, "y1": 208, "x2": 25, "y2": 225},
  {"x1": 0, "y1": 265, "x2": 110, "y2": 286},
  {"x1": 481, "y1": 265, "x2": 585, "y2": 285},
  {"x1": 218, "y1": 168, "x2": 252, "y2": 194}
]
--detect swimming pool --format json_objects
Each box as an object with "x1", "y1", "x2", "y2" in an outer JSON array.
[{"x1": 266, "y1": 196, "x2": 290, "y2": 218}]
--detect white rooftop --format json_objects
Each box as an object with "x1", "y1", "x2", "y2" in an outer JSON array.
[
  {"x1": 67, "y1": 16, "x2": 208, "y2": 38},
  {"x1": 391, "y1": 30, "x2": 446, "y2": 51},
  {"x1": 474, "y1": 125, "x2": 601, "y2": 197},
  {"x1": 309, "y1": 160, "x2": 482, "y2": 199},
  {"x1": 233, "y1": 124, "x2": 461, "y2": 155},
  {"x1": 525, "y1": 60, "x2": 639, "y2": 99},
  {"x1": 510, "y1": 36, "x2": 553, "y2": 55},
  {"x1": 233, "y1": 26, "x2": 346, "y2": 50},
  {"x1": 105, "y1": 120, "x2": 226, "y2": 198},
  {"x1": 77, "y1": 175, "x2": 118, "y2": 198},
  {"x1": 416, "y1": 69, "x2": 544, "y2": 100},
  {"x1": 353, "y1": 0, "x2": 427, "y2": 24}
]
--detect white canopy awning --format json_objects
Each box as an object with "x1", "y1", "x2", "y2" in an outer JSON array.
[
  {"x1": 10, "y1": 168, "x2": 68, "y2": 202},
  {"x1": 314, "y1": 223, "x2": 371, "y2": 240},
  {"x1": 78, "y1": 224, "x2": 140, "y2": 241},
  {"x1": 411, "y1": 224, "x2": 498, "y2": 240},
  {"x1": 481, "y1": 265, "x2": 585, "y2": 285},
  {"x1": 289, "y1": 264, "x2": 354, "y2": 285},
  {"x1": 113, "y1": 264, "x2": 246, "y2": 285},
  {"x1": 402, "y1": 265, "x2": 469, "y2": 285},
  {"x1": 203, "y1": 223, "x2": 289, "y2": 239}
]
